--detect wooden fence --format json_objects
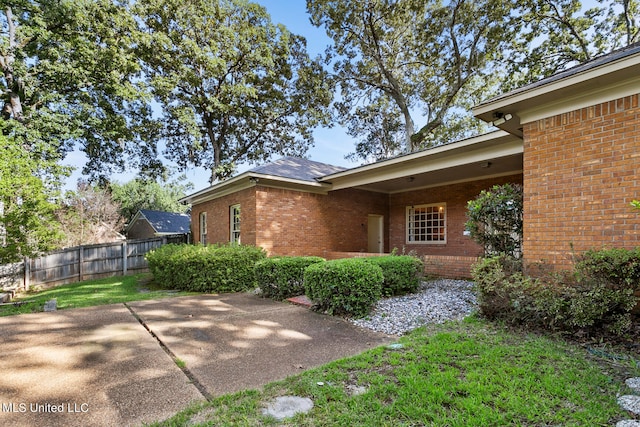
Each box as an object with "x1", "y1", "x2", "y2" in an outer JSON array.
[{"x1": 0, "y1": 234, "x2": 188, "y2": 291}]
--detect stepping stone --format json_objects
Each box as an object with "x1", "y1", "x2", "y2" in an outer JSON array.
[
  {"x1": 627, "y1": 377, "x2": 640, "y2": 394},
  {"x1": 618, "y1": 395, "x2": 640, "y2": 416},
  {"x1": 262, "y1": 396, "x2": 313, "y2": 421},
  {"x1": 616, "y1": 421, "x2": 640, "y2": 427},
  {"x1": 43, "y1": 299, "x2": 57, "y2": 312}
]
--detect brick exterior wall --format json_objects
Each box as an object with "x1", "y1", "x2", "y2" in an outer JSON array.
[
  {"x1": 522, "y1": 94, "x2": 640, "y2": 270},
  {"x1": 388, "y1": 175, "x2": 523, "y2": 258},
  {"x1": 255, "y1": 186, "x2": 388, "y2": 256},
  {"x1": 192, "y1": 187, "x2": 257, "y2": 246}
]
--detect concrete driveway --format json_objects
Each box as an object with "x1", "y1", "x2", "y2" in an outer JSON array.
[{"x1": 0, "y1": 293, "x2": 394, "y2": 426}]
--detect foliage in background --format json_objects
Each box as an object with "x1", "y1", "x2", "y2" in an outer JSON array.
[
  {"x1": 56, "y1": 181, "x2": 125, "y2": 248},
  {"x1": 110, "y1": 176, "x2": 192, "y2": 222},
  {"x1": 145, "y1": 243, "x2": 266, "y2": 292},
  {"x1": 0, "y1": 0, "x2": 149, "y2": 183},
  {"x1": 0, "y1": 135, "x2": 62, "y2": 262},
  {"x1": 134, "y1": 0, "x2": 332, "y2": 183},
  {"x1": 364, "y1": 255, "x2": 424, "y2": 296},
  {"x1": 307, "y1": 0, "x2": 513, "y2": 154},
  {"x1": 254, "y1": 256, "x2": 325, "y2": 300},
  {"x1": 466, "y1": 183, "x2": 523, "y2": 258},
  {"x1": 304, "y1": 258, "x2": 383, "y2": 317},
  {"x1": 472, "y1": 252, "x2": 639, "y2": 335}
]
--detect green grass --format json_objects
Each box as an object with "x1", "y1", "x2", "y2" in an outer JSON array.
[
  {"x1": 149, "y1": 316, "x2": 638, "y2": 427},
  {"x1": 0, "y1": 274, "x2": 194, "y2": 316}
]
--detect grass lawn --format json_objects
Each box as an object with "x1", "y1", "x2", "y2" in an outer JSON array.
[
  {"x1": 150, "y1": 316, "x2": 639, "y2": 427},
  {"x1": 0, "y1": 274, "x2": 193, "y2": 316}
]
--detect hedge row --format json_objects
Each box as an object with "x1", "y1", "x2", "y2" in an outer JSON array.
[
  {"x1": 145, "y1": 243, "x2": 266, "y2": 292},
  {"x1": 254, "y1": 256, "x2": 325, "y2": 300}
]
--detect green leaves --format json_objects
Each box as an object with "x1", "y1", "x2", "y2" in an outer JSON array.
[
  {"x1": 465, "y1": 183, "x2": 523, "y2": 258},
  {"x1": 135, "y1": 0, "x2": 332, "y2": 183}
]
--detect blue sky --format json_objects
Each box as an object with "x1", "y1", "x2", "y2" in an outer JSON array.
[{"x1": 63, "y1": 1, "x2": 358, "y2": 192}]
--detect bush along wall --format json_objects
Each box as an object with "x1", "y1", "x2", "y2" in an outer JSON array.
[
  {"x1": 255, "y1": 256, "x2": 325, "y2": 300},
  {"x1": 304, "y1": 258, "x2": 383, "y2": 318},
  {"x1": 145, "y1": 243, "x2": 266, "y2": 293},
  {"x1": 365, "y1": 255, "x2": 424, "y2": 296},
  {"x1": 472, "y1": 250, "x2": 639, "y2": 336}
]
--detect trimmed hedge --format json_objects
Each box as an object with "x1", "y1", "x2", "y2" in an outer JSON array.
[
  {"x1": 145, "y1": 243, "x2": 266, "y2": 292},
  {"x1": 365, "y1": 255, "x2": 424, "y2": 296},
  {"x1": 304, "y1": 258, "x2": 383, "y2": 317},
  {"x1": 254, "y1": 256, "x2": 325, "y2": 300}
]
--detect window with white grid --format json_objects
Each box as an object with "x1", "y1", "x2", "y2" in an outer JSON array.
[
  {"x1": 230, "y1": 204, "x2": 241, "y2": 243},
  {"x1": 406, "y1": 203, "x2": 446, "y2": 244},
  {"x1": 199, "y1": 212, "x2": 207, "y2": 245}
]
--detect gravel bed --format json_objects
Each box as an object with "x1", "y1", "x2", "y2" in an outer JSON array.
[{"x1": 351, "y1": 279, "x2": 477, "y2": 335}]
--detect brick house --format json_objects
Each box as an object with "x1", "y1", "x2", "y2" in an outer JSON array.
[{"x1": 182, "y1": 43, "x2": 640, "y2": 278}]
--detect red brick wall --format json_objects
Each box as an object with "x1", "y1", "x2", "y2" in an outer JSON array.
[
  {"x1": 191, "y1": 187, "x2": 257, "y2": 246},
  {"x1": 388, "y1": 175, "x2": 523, "y2": 259},
  {"x1": 255, "y1": 186, "x2": 388, "y2": 256},
  {"x1": 523, "y1": 94, "x2": 640, "y2": 270}
]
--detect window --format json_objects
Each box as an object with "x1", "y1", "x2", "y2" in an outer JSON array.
[
  {"x1": 199, "y1": 212, "x2": 207, "y2": 244},
  {"x1": 406, "y1": 203, "x2": 446, "y2": 243},
  {"x1": 230, "y1": 204, "x2": 241, "y2": 243}
]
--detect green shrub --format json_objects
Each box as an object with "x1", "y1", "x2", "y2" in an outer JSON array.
[
  {"x1": 255, "y1": 256, "x2": 325, "y2": 300},
  {"x1": 304, "y1": 258, "x2": 383, "y2": 317},
  {"x1": 472, "y1": 253, "x2": 638, "y2": 335},
  {"x1": 365, "y1": 255, "x2": 424, "y2": 296},
  {"x1": 145, "y1": 243, "x2": 266, "y2": 292},
  {"x1": 574, "y1": 247, "x2": 640, "y2": 290},
  {"x1": 466, "y1": 183, "x2": 523, "y2": 258}
]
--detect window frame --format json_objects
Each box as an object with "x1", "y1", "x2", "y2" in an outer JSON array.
[
  {"x1": 230, "y1": 204, "x2": 241, "y2": 243},
  {"x1": 405, "y1": 203, "x2": 447, "y2": 244},
  {"x1": 199, "y1": 212, "x2": 207, "y2": 245}
]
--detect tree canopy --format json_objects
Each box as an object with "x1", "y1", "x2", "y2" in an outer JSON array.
[
  {"x1": 134, "y1": 0, "x2": 333, "y2": 182},
  {"x1": 308, "y1": 0, "x2": 640, "y2": 162},
  {"x1": 110, "y1": 177, "x2": 192, "y2": 222}
]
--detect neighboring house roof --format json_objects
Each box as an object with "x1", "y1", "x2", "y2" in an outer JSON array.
[
  {"x1": 474, "y1": 42, "x2": 640, "y2": 136},
  {"x1": 126, "y1": 209, "x2": 191, "y2": 235}
]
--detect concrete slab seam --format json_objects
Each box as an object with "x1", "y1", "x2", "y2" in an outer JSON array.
[{"x1": 123, "y1": 302, "x2": 212, "y2": 400}]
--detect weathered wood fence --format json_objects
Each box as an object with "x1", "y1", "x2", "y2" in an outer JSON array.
[{"x1": 0, "y1": 234, "x2": 187, "y2": 291}]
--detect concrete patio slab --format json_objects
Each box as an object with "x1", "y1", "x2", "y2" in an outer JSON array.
[
  {"x1": 128, "y1": 293, "x2": 394, "y2": 397},
  {"x1": 1, "y1": 293, "x2": 395, "y2": 426},
  {"x1": 0, "y1": 304, "x2": 202, "y2": 427}
]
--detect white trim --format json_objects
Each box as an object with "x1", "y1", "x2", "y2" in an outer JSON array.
[
  {"x1": 230, "y1": 204, "x2": 241, "y2": 244},
  {"x1": 199, "y1": 212, "x2": 207, "y2": 245},
  {"x1": 406, "y1": 203, "x2": 447, "y2": 245},
  {"x1": 519, "y1": 77, "x2": 640, "y2": 124},
  {"x1": 473, "y1": 53, "x2": 640, "y2": 117}
]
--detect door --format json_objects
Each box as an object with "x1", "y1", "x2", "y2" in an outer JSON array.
[{"x1": 367, "y1": 215, "x2": 384, "y2": 253}]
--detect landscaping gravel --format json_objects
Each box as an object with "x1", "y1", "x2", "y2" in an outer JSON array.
[{"x1": 351, "y1": 279, "x2": 477, "y2": 335}]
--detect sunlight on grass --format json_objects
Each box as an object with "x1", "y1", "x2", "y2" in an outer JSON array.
[
  {"x1": 0, "y1": 274, "x2": 194, "y2": 316},
  {"x1": 149, "y1": 317, "x2": 635, "y2": 427}
]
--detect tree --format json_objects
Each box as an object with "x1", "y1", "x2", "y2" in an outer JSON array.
[
  {"x1": 110, "y1": 176, "x2": 192, "y2": 222},
  {"x1": 307, "y1": 0, "x2": 516, "y2": 155},
  {"x1": 56, "y1": 181, "x2": 125, "y2": 248},
  {"x1": 0, "y1": 134, "x2": 62, "y2": 262},
  {"x1": 0, "y1": 0, "x2": 149, "y2": 183},
  {"x1": 504, "y1": 0, "x2": 640, "y2": 89},
  {"x1": 465, "y1": 183, "x2": 524, "y2": 259},
  {"x1": 134, "y1": 0, "x2": 333, "y2": 183}
]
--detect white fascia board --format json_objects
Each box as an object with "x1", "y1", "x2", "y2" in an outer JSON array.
[
  {"x1": 182, "y1": 172, "x2": 331, "y2": 205},
  {"x1": 473, "y1": 55, "x2": 640, "y2": 119},
  {"x1": 323, "y1": 132, "x2": 521, "y2": 190}
]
